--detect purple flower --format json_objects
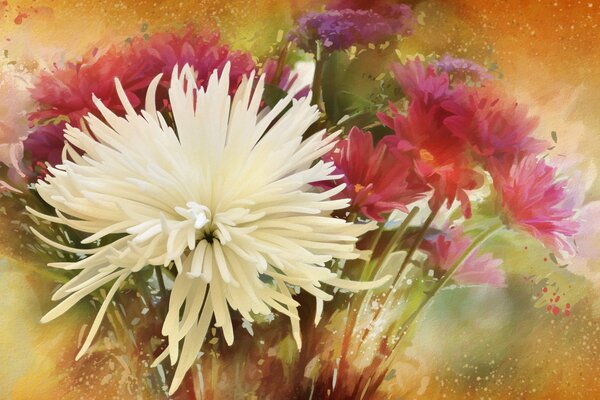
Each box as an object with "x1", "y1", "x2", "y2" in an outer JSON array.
[
  {"x1": 290, "y1": 4, "x2": 414, "y2": 53},
  {"x1": 23, "y1": 122, "x2": 67, "y2": 177},
  {"x1": 434, "y1": 55, "x2": 493, "y2": 83}
]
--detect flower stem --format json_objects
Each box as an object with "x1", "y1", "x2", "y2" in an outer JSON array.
[
  {"x1": 311, "y1": 42, "x2": 326, "y2": 111},
  {"x1": 357, "y1": 206, "x2": 437, "y2": 346},
  {"x1": 370, "y1": 222, "x2": 504, "y2": 391},
  {"x1": 273, "y1": 42, "x2": 290, "y2": 85},
  {"x1": 391, "y1": 205, "x2": 439, "y2": 287},
  {"x1": 336, "y1": 207, "x2": 417, "y2": 383},
  {"x1": 365, "y1": 207, "x2": 419, "y2": 282},
  {"x1": 155, "y1": 266, "x2": 167, "y2": 297}
]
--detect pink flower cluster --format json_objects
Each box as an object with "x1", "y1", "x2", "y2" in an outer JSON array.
[
  {"x1": 24, "y1": 29, "x2": 256, "y2": 177},
  {"x1": 324, "y1": 58, "x2": 578, "y2": 254},
  {"x1": 422, "y1": 226, "x2": 506, "y2": 287},
  {"x1": 492, "y1": 156, "x2": 579, "y2": 254}
]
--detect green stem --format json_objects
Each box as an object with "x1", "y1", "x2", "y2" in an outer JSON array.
[
  {"x1": 391, "y1": 205, "x2": 440, "y2": 287},
  {"x1": 357, "y1": 206, "x2": 437, "y2": 346},
  {"x1": 155, "y1": 265, "x2": 168, "y2": 317},
  {"x1": 382, "y1": 222, "x2": 504, "y2": 370},
  {"x1": 273, "y1": 42, "x2": 290, "y2": 85},
  {"x1": 365, "y1": 207, "x2": 419, "y2": 282},
  {"x1": 311, "y1": 43, "x2": 326, "y2": 110},
  {"x1": 336, "y1": 208, "x2": 417, "y2": 377}
]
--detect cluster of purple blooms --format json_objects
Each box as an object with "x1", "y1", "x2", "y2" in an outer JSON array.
[
  {"x1": 290, "y1": 3, "x2": 414, "y2": 52},
  {"x1": 434, "y1": 54, "x2": 493, "y2": 82}
]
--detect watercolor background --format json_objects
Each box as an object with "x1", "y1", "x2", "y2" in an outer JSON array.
[{"x1": 1, "y1": 0, "x2": 599, "y2": 398}]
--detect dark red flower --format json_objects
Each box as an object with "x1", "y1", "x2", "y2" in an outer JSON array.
[
  {"x1": 131, "y1": 30, "x2": 255, "y2": 97},
  {"x1": 319, "y1": 127, "x2": 427, "y2": 221},
  {"x1": 379, "y1": 59, "x2": 483, "y2": 217},
  {"x1": 30, "y1": 30, "x2": 255, "y2": 127}
]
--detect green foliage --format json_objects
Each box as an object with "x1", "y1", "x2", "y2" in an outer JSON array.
[
  {"x1": 483, "y1": 229, "x2": 590, "y2": 310},
  {"x1": 262, "y1": 83, "x2": 288, "y2": 109},
  {"x1": 321, "y1": 48, "x2": 405, "y2": 131}
]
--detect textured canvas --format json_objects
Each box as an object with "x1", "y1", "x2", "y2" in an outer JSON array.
[{"x1": 1, "y1": 1, "x2": 599, "y2": 399}]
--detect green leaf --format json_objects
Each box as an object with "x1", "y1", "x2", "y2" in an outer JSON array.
[
  {"x1": 262, "y1": 84, "x2": 288, "y2": 109},
  {"x1": 321, "y1": 51, "x2": 349, "y2": 123},
  {"x1": 320, "y1": 47, "x2": 405, "y2": 127}
]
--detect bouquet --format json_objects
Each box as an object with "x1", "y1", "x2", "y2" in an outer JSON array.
[{"x1": 0, "y1": 1, "x2": 591, "y2": 398}]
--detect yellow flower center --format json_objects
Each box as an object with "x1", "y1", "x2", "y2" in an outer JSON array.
[{"x1": 419, "y1": 148, "x2": 435, "y2": 162}]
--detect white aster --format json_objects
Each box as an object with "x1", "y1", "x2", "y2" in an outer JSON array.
[{"x1": 28, "y1": 63, "x2": 387, "y2": 394}]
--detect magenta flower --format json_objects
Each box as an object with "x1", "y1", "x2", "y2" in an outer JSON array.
[
  {"x1": 290, "y1": 4, "x2": 414, "y2": 53},
  {"x1": 30, "y1": 30, "x2": 255, "y2": 126},
  {"x1": 29, "y1": 45, "x2": 144, "y2": 127},
  {"x1": 434, "y1": 55, "x2": 493, "y2": 83},
  {"x1": 25, "y1": 29, "x2": 255, "y2": 176},
  {"x1": 379, "y1": 59, "x2": 483, "y2": 217},
  {"x1": 492, "y1": 155, "x2": 579, "y2": 254},
  {"x1": 422, "y1": 226, "x2": 506, "y2": 287},
  {"x1": 318, "y1": 127, "x2": 427, "y2": 221},
  {"x1": 130, "y1": 30, "x2": 255, "y2": 96},
  {"x1": 444, "y1": 85, "x2": 547, "y2": 166}
]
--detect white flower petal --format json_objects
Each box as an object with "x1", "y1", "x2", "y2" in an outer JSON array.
[{"x1": 29, "y1": 63, "x2": 385, "y2": 394}]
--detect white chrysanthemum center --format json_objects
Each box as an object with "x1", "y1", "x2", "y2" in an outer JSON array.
[{"x1": 175, "y1": 201, "x2": 211, "y2": 230}]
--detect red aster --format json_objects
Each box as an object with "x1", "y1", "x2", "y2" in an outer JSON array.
[
  {"x1": 379, "y1": 59, "x2": 483, "y2": 217},
  {"x1": 319, "y1": 127, "x2": 427, "y2": 221}
]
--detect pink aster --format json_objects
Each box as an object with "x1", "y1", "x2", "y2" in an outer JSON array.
[
  {"x1": 319, "y1": 127, "x2": 427, "y2": 221},
  {"x1": 379, "y1": 59, "x2": 483, "y2": 217},
  {"x1": 25, "y1": 29, "x2": 255, "y2": 176},
  {"x1": 130, "y1": 30, "x2": 255, "y2": 97},
  {"x1": 30, "y1": 30, "x2": 254, "y2": 126},
  {"x1": 492, "y1": 155, "x2": 579, "y2": 254},
  {"x1": 29, "y1": 45, "x2": 145, "y2": 127},
  {"x1": 422, "y1": 226, "x2": 505, "y2": 288},
  {"x1": 444, "y1": 85, "x2": 547, "y2": 166}
]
